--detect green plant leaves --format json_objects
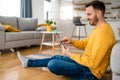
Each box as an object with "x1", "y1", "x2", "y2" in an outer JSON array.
[{"x1": 45, "y1": 20, "x2": 56, "y2": 26}]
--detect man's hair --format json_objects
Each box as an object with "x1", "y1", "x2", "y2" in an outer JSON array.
[{"x1": 85, "y1": 1, "x2": 105, "y2": 15}]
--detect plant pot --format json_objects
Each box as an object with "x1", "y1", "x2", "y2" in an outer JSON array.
[{"x1": 46, "y1": 26, "x2": 52, "y2": 32}]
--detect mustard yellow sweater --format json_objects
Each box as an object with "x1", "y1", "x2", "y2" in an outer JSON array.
[{"x1": 70, "y1": 23, "x2": 116, "y2": 79}]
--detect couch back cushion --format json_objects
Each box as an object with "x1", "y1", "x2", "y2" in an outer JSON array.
[
  {"x1": 18, "y1": 18, "x2": 38, "y2": 31},
  {"x1": 0, "y1": 16, "x2": 18, "y2": 28}
]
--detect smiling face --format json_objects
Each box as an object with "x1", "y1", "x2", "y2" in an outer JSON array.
[{"x1": 86, "y1": 6, "x2": 98, "y2": 26}]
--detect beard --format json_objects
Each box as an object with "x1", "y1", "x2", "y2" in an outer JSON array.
[{"x1": 89, "y1": 15, "x2": 98, "y2": 26}]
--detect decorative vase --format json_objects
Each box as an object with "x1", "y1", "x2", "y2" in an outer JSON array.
[{"x1": 46, "y1": 26, "x2": 52, "y2": 32}]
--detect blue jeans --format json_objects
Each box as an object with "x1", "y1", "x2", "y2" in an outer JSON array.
[{"x1": 28, "y1": 55, "x2": 98, "y2": 80}]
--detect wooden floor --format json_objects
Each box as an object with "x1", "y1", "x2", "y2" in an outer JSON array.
[
  {"x1": 0, "y1": 46, "x2": 112, "y2": 80},
  {"x1": 0, "y1": 46, "x2": 69, "y2": 80}
]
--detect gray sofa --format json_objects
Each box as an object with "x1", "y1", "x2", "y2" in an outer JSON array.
[
  {"x1": 0, "y1": 16, "x2": 51, "y2": 53},
  {"x1": 110, "y1": 41, "x2": 120, "y2": 80}
]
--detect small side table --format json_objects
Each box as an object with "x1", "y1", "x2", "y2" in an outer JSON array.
[{"x1": 39, "y1": 31, "x2": 62, "y2": 54}]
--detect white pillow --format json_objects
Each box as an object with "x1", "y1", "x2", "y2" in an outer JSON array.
[
  {"x1": 0, "y1": 22, "x2": 3, "y2": 26},
  {"x1": 36, "y1": 27, "x2": 46, "y2": 31},
  {"x1": 0, "y1": 22, "x2": 5, "y2": 31}
]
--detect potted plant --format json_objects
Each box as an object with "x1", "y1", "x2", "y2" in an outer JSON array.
[{"x1": 45, "y1": 19, "x2": 56, "y2": 32}]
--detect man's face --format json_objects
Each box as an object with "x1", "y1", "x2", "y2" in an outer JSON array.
[{"x1": 86, "y1": 6, "x2": 98, "y2": 26}]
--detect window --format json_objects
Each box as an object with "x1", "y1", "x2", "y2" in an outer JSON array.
[
  {"x1": 0, "y1": 0, "x2": 20, "y2": 17},
  {"x1": 60, "y1": 0, "x2": 73, "y2": 20},
  {"x1": 60, "y1": 6, "x2": 73, "y2": 20},
  {"x1": 44, "y1": 0, "x2": 51, "y2": 20}
]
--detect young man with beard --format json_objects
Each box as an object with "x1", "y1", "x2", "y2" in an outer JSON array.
[{"x1": 17, "y1": 1, "x2": 116, "y2": 80}]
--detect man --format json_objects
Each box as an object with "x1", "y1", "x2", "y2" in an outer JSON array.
[{"x1": 17, "y1": 1, "x2": 116, "y2": 80}]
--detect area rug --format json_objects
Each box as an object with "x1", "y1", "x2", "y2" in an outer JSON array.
[
  {"x1": 25, "y1": 45, "x2": 83, "y2": 72},
  {"x1": 41, "y1": 45, "x2": 84, "y2": 54},
  {"x1": 27, "y1": 53, "x2": 52, "y2": 59},
  {"x1": 27, "y1": 45, "x2": 84, "y2": 59}
]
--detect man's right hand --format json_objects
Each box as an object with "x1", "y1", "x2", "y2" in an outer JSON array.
[{"x1": 62, "y1": 37, "x2": 72, "y2": 44}]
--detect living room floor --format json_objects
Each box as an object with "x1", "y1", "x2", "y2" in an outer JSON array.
[
  {"x1": 0, "y1": 45, "x2": 112, "y2": 80},
  {"x1": 0, "y1": 46, "x2": 69, "y2": 80}
]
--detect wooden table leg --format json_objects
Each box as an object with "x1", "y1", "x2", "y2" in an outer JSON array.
[
  {"x1": 78, "y1": 26, "x2": 80, "y2": 40},
  {"x1": 39, "y1": 33, "x2": 45, "y2": 53},
  {"x1": 52, "y1": 34, "x2": 55, "y2": 54},
  {"x1": 71, "y1": 26, "x2": 76, "y2": 38},
  {"x1": 84, "y1": 25, "x2": 87, "y2": 37}
]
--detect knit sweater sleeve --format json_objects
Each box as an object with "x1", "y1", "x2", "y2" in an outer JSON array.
[{"x1": 71, "y1": 36, "x2": 89, "y2": 50}]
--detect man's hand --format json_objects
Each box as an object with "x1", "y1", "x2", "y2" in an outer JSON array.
[
  {"x1": 62, "y1": 37, "x2": 72, "y2": 44},
  {"x1": 61, "y1": 46, "x2": 71, "y2": 57}
]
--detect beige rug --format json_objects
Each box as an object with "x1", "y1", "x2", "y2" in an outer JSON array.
[
  {"x1": 27, "y1": 53, "x2": 52, "y2": 59},
  {"x1": 27, "y1": 44, "x2": 84, "y2": 59},
  {"x1": 41, "y1": 44, "x2": 84, "y2": 54}
]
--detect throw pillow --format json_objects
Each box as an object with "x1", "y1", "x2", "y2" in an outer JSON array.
[
  {"x1": 0, "y1": 22, "x2": 2, "y2": 26},
  {"x1": 2, "y1": 24, "x2": 21, "y2": 32},
  {"x1": 36, "y1": 27, "x2": 46, "y2": 31},
  {"x1": 0, "y1": 22, "x2": 5, "y2": 31},
  {"x1": 38, "y1": 23, "x2": 49, "y2": 27}
]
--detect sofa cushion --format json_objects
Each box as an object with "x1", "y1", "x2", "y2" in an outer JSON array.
[
  {"x1": 2, "y1": 24, "x2": 20, "y2": 32},
  {"x1": 6, "y1": 31, "x2": 34, "y2": 42},
  {"x1": 0, "y1": 16, "x2": 18, "y2": 28},
  {"x1": 18, "y1": 18, "x2": 38, "y2": 31}
]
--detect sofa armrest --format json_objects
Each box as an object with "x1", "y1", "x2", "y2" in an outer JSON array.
[
  {"x1": 0, "y1": 30, "x2": 5, "y2": 50},
  {"x1": 110, "y1": 41, "x2": 120, "y2": 74}
]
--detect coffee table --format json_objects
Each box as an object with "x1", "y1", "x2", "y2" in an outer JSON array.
[{"x1": 39, "y1": 31, "x2": 62, "y2": 54}]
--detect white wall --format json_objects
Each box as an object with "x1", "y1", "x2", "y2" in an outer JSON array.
[
  {"x1": 57, "y1": 20, "x2": 74, "y2": 38},
  {"x1": 32, "y1": 0, "x2": 60, "y2": 24},
  {"x1": 32, "y1": 0, "x2": 44, "y2": 24}
]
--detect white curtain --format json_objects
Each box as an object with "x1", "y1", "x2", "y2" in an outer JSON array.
[
  {"x1": 60, "y1": 0, "x2": 73, "y2": 20},
  {"x1": 0, "y1": 0, "x2": 20, "y2": 17}
]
